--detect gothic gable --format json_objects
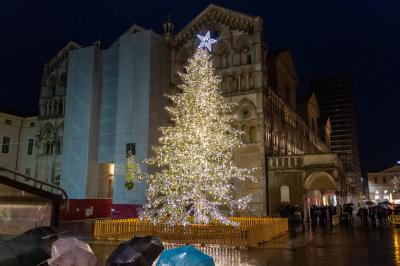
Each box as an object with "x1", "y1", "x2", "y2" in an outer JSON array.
[
  {"x1": 111, "y1": 24, "x2": 148, "y2": 47},
  {"x1": 175, "y1": 4, "x2": 256, "y2": 46},
  {"x1": 40, "y1": 123, "x2": 55, "y2": 140},
  {"x1": 275, "y1": 50, "x2": 298, "y2": 84},
  {"x1": 308, "y1": 92, "x2": 320, "y2": 115}
]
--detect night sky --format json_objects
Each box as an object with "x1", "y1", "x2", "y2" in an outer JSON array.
[{"x1": 0, "y1": 0, "x2": 399, "y2": 173}]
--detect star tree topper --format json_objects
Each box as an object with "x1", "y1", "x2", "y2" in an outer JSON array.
[{"x1": 197, "y1": 31, "x2": 217, "y2": 51}]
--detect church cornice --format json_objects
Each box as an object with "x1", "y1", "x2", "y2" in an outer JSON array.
[
  {"x1": 42, "y1": 41, "x2": 81, "y2": 82},
  {"x1": 175, "y1": 4, "x2": 256, "y2": 46}
]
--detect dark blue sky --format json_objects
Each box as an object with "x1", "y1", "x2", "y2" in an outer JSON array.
[{"x1": 0, "y1": 0, "x2": 399, "y2": 172}]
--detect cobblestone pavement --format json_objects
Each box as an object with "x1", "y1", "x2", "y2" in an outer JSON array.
[{"x1": 59, "y1": 221, "x2": 400, "y2": 266}]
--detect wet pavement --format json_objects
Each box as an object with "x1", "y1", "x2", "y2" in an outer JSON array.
[{"x1": 59, "y1": 221, "x2": 400, "y2": 266}]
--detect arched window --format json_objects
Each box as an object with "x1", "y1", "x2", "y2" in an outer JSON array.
[
  {"x1": 280, "y1": 185, "x2": 290, "y2": 203},
  {"x1": 59, "y1": 100, "x2": 64, "y2": 115},
  {"x1": 227, "y1": 76, "x2": 233, "y2": 92},
  {"x1": 250, "y1": 126, "x2": 257, "y2": 142},
  {"x1": 59, "y1": 73, "x2": 67, "y2": 91},
  {"x1": 221, "y1": 78, "x2": 227, "y2": 93},
  {"x1": 232, "y1": 76, "x2": 239, "y2": 92},
  {"x1": 241, "y1": 47, "x2": 252, "y2": 65},
  {"x1": 233, "y1": 52, "x2": 240, "y2": 66},
  {"x1": 248, "y1": 72, "x2": 254, "y2": 89},
  {"x1": 221, "y1": 53, "x2": 227, "y2": 68},
  {"x1": 247, "y1": 48, "x2": 252, "y2": 64},
  {"x1": 46, "y1": 142, "x2": 51, "y2": 155},
  {"x1": 48, "y1": 102, "x2": 52, "y2": 116},
  {"x1": 226, "y1": 53, "x2": 232, "y2": 67},
  {"x1": 265, "y1": 127, "x2": 271, "y2": 142},
  {"x1": 241, "y1": 72, "x2": 247, "y2": 90},
  {"x1": 55, "y1": 139, "x2": 63, "y2": 154},
  {"x1": 53, "y1": 101, "x2": 58, "y2": 115},
  {"x1": 241, "y1": 125, "x2": 250, "y2": 143},
  {"x1": 48, "y1": 76, "x2": 56, "y2": 97}
]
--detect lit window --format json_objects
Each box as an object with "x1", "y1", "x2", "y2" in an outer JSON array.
[{"x1": 280, "y1": 185, "x2": 290, "y2": 203}]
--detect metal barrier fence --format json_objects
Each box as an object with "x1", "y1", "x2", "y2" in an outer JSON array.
[
  {"x1": 94, "y1": 217, "x2": 288, "y2": 247},
  {"x1": 390, "y1": 215, "x2": 400, "y2": 225}
]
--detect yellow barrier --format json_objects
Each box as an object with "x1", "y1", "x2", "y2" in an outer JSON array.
[
  {"x1": 390, "y1": 215, "x2": 400, "y2": 225},
  {"x1": 93, "y1": 217, "x2": 288, "y2": 247}
]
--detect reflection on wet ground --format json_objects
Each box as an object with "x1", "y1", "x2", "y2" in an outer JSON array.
[{"x1": 60, "y1": 221, "x2": 400, "y2": 266}]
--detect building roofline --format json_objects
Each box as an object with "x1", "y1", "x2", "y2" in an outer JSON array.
[{"x1": 0, "y1": 108, "x2": 38, "y2": 118}]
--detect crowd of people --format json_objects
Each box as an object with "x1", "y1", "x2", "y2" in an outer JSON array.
[
  {"x1": 309, "y1": 205, "x2": 337, "y2": 225},
  {"x1": 278, "y1": 201, "x2": 400, "y2": 228},
  {"x1": 341, "y1": 202, "x2": 400, "y2": 227}
]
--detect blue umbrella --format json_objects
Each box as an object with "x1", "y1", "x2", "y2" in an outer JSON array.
[{"x1": 156, "y1": 245, "x2": 215, "y2": 266}]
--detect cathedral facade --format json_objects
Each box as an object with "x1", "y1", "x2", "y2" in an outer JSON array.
[
  {"x1": 166, "y1": 5, "x2": 344, "y2": 215},
  {"x1": 36, "y1": 42, "x2": 80, "y2": 185},
  {"x1": 32, "y1": 4, "x2": 354, "y2": 218}
]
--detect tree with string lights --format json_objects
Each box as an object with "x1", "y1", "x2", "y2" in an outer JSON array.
[
  {"x1": 139, "y1": 32, "x2": 256, "y2": 226},
  {"x1": 391, "y1": 176, "x2": 400, "y2": 192}
]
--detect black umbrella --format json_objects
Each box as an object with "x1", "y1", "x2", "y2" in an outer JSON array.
[
  {"x1": 0, "y1": 235, "x2": 51, "y2": 266},
  {"x1": 106, "y1": 236, "x2": 164, "y2": 266}
]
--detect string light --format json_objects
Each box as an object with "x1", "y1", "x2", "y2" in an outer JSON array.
[{"x1": 139, "y1": 45, "x2": 256, "y2": 226}]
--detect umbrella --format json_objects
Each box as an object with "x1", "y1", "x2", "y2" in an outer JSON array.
[
  {"x1": 378, "y1": 201, "x2": 395, "y2": 210},
  {"x1": 47, "y1": 237, "x2": 97, "y2": 266},
  {"x1": 156, "y1": 245, "x2": 215, "y2": 266},
  {"x1": 106, "y1": 235, "x2": 164, "y2": 266},
  {"x1": 0, "y1": 235, "x2": 51, "y2": 266}
]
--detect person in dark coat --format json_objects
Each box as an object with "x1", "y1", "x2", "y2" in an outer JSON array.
[
  {"x1": 377, "y1": 206, "x2": 384, "y2": 227},
  {"x1": 328, "y1": 206, "x2": 333, "y2": 224},
  {"x1": 357, "y1": 207, "x2": 364, "y2": 224},
  {"x1": 369, "y1": 207, "x2": 376, "y2": 226},
  {"x1": 362, "y1": 207, "x2": 369, "y2": 226}
]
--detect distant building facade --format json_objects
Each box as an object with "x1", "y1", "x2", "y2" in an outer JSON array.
[
  {"x1": 37, "y1": 41, "x2": 80, "y2": 185},
  {"x1": 0, "y1": 112, "x2": 38, "y2": 178},
  {"x1": 8, "y1": 4, "x2": 356, "y2": 218},
  {"x1": 311, "y1": 75, "x2": 363, "y2": 198},
  {"x1": 368, "y1": 163, "x2": 400, "y2": 204}
]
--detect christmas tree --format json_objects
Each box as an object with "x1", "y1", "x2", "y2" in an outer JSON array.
[{"x1": 140, "y1": 32, "x2": 256, "y2": 226}]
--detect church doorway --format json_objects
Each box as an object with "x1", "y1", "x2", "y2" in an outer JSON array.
[{"x1": 304, "y1": 172, "x2": 338, "y2": 218}]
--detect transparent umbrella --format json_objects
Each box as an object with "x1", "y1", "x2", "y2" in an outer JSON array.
[{"x1": 47, "y1": 237, "x2": 97, "y2": 266}]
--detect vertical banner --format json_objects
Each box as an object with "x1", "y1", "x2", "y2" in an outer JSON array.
[{"x1": 125, "y1": 143, "x2": 136, "y2": 190}]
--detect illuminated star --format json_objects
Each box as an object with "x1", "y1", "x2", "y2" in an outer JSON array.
[{"x1": 197, "y1": 31, "x2": 217, "y2": 51}]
